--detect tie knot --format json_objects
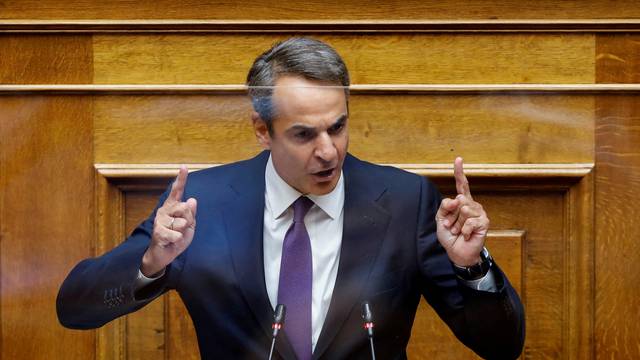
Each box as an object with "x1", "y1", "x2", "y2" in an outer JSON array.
[{"x1": 292, "y1": 196, "x2": 314, "y2": 223}]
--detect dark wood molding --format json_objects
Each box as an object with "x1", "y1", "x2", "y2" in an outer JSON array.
[{"x1": 2, "y1": 19, "x2": 640, "y2": 33}]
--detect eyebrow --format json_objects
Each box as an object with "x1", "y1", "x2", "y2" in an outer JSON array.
[{"x1": 287, "y1": 114, "x2": 348, "y2": 133}]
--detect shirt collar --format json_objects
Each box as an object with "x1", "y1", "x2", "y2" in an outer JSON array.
[{"x1": 265, "y1": 154, "x2": 344, "y2": 220}]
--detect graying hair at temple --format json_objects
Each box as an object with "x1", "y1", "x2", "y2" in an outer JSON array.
[{"x1": 246, "y1": 37, "x2": 350, "y2": 134}]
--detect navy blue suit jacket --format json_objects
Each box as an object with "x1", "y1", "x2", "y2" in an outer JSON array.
[{"x1": 57, "y1": 151, "x2": 525, "y2": 359}]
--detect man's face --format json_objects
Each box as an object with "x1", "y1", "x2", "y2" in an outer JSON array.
[{"x1": 253, "y1": 75, "x2": 349, "y2": 195}]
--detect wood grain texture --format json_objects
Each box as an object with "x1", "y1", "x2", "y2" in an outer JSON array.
[
  {"x1": 0, "y1": 35, "x2": 92, "y2": 84},
  {"x1": 0, "y1": 96, "x2": 94, "y2": 359},
  {"x1": 567, "y1": 171, "x2": 595, "y2": 359},
  {"x1": 594, "y1": 95, "x2": 640, "y2": 359},
  {"x1": 595, "y1": 34, "x2": 640, "y2": 360},
  {"x1": 96, "y1": 174, "x2": 126, "y2": 360},
  {"x1": 596, "y1": 34, "x2": 640, "y2": 83},
  {"x1": 2, "y1": 0, "x2": 640, "y2": 20},
  {"x1": 93, "y1": 94, "x2": 594, "y2": 165},
  {"x1": 4, "y1": 19, "x2": 640, "y2": 33},
  {"x1": 92, "y1": 34, "x2": 595, "y2": 84},
  {"x1": 408, "y1": 230, "x2": 524, "y2": 359},
  {"x1": 456, "y1": 191, "x2": 566, "y2": 359}
]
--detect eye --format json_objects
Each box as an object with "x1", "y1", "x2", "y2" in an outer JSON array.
[
  {"x1": 295, "y1": 130, "x2": 312, "y2": 140},
  {"x1": 328, "y1": 122, "x2": 345, "y2": 135}
]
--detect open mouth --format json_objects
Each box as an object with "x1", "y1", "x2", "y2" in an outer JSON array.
[{"x1": 312, "y1": 167, "x2": 335, "y2": 181}]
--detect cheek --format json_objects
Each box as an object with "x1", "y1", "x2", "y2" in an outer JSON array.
[
  {"x1": 278, "y1": 142, "x2": 311, "y2": 172},
  {"x1": 336, "y1": 133, "x2": 349, "y2": 155}
]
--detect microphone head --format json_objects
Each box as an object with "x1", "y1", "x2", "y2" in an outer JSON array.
[
  {"x1": 361, "y1": 301, "x2": 373, "y2": 323},
  {"x1": 274, "y1": 304, "x2": 286, "y2": 325}
]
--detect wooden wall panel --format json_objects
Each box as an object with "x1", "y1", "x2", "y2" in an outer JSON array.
[
  {"x1": 93, "y1": 34, "x2": 595, "y2": 84},
  {"x1": 0, "y1": 28, "x2": 94, "y2": 360},
  {"x1": 92, "y1": 95, "x2": 259, "y2": 164},
  {"x1": 0, "y1": 96, "x2": 94, "y2": 359},
  {"x1": 594, "y1": 95, "x2": 640, "y2": 359},
  {"x1": 93, "y1": 94, "x2": 594, "y2": 164},
  {"x1": 2, "y1": 0, "x2": 640, "y2": 20},
  {"x1": 0, "y1": 35, "x2": 92, "y2": 84},
  {"x1": 595, "y1": 34, "x2": 640, "y2": 360},
  {"x1": 483, "y1": 191, "x2": 567, "y2": 359},
  {"x1": 597, "y1": 34, "x2": 640, "y2": 83}
]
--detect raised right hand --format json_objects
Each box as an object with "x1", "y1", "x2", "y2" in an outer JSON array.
[{"x1": 141, "y1": 166, "x2": 197, "y2": 277}]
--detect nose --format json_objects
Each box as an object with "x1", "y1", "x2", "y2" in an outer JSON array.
[{"x1": 314, "y1": 133, "x2": 337, "y2": 163}]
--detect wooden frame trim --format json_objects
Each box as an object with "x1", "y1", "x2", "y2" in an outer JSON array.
[
  {"x1": 95, "y1": 170, "x2": 127, "y2": 360},
  {"x1": 566, "y1": 171, "x2": 595, "y2": 358},
  {"x1": 95, "y1": 163, "x2": 594, "y2": 179},
  {"x1": 2, "y1": 84, "x2": 640, "y2": 95},
  {"x1": 2, "y1": 19, "x2": 640, "y2": 32}
]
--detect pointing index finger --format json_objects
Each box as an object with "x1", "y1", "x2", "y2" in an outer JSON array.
[
  {"x1": 168, "y1": 165, "x2": 189, "y2": 203},
  {"x1": 454, "y1": 157, "x2": 472, "y2": 198}
]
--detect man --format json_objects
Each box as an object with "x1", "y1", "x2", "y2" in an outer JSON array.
[{"x1": 58, "y1": 38, "x2": 524, "y2": 359}]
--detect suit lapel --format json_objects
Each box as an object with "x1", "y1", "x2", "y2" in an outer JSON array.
[
  {"x1": 223, "y1": 151, "x2": 297, "y2": 360},
  {"x1": 312, "y1": 155, "x2": 390, "y2": 359}
]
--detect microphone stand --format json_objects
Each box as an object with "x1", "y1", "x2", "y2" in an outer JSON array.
[
  {"x1": 268, "y1": 304, "x2": 286, "y2": 360},
  {"x1": 362, "y1": 301, "x2": 376, "y2": 360}
]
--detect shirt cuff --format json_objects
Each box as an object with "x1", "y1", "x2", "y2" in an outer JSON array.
[
  {"x1": 135, "y1": 268, "x2": 165, "y2": 289},
  {"x1": 459, "y1": 268, "x2": 498, "y2": 292}
]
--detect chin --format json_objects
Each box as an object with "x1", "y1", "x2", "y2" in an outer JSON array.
[{"x1": 306, "y1": 181, "x2": 337, "y2": 196}]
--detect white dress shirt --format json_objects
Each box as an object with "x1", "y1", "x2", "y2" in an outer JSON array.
[{"x1": 263, "y1": 155, "x2": 344, "y2": 352}]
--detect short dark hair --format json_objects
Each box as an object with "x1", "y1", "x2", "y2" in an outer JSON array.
[{"x1": 246, "y1": 37, "x2": 350, "y2": 133}]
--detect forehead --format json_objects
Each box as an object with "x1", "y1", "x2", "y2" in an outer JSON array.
[{"x1": 271, "y1": 76, "x2": 347, "y2": 127}]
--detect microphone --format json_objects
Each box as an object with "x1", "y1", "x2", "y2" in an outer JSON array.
[
  {"x1": 268, "y1": 304, "x2": 286, "y2": 360},
  {"x1": 361, "y1": 301, "x2": 376, "y2": 360}
]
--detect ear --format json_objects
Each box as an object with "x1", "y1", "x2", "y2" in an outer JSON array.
[{"x1": 252, "y1": 112, "x2": 271, "y2": 149}]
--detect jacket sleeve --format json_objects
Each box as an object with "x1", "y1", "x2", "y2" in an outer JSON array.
[
  {"x1": 56, "y1": 185, "x2": 186, "y2": 329},
  {"x1": 416, "y1": 177, "x2": 525, "y2": 359}
]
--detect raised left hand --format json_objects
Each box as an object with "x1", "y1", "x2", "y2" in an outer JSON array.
[{"x1": 435, "y1": 157, "x2": 489, "y2": 267}]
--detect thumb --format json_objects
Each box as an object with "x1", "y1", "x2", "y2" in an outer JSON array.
[{"x1": 187, "y1": 198, "x2": 198, "y2": 217}]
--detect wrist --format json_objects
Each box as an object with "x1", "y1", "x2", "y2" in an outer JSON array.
[
  {"x1": 452, "y1": 247, "x2": 493, "y2": 280},
  {"x1": 141, "y1": 250, "x2": 165, "y2": 278},
  {"x1": 451, "y1": 255, "x2": 482, "y2": 268}
]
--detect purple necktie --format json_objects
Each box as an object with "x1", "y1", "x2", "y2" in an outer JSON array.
[{"x1": 277, "y1": 196, "x2": 314, "y2": 360}]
